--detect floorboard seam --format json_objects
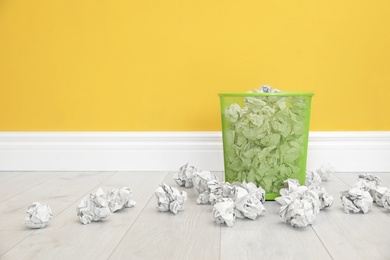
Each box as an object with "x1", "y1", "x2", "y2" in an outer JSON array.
[
  {"x1": 311, "y1": 226, "x2": 334, "y2": 260},
  {"x1": 107, "y1": 171, "x2": 170, "y2": 259},
  {"x1": 0, "y1": 171, "x2": 64, "y2": 204},
  {"x1": 331, "y1": 172, "x2": 353, "y2": 188},
  {"x1": 0, "y1": 232, "x2": 34, "y2": 257}
]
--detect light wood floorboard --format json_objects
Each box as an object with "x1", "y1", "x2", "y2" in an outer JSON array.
[
  {"x1": 311, "y1": 173, "x2": 390, "y2": 260},
  {"x1": 0, "y1": 171, "x2": 116, "y2": 256},
  {"x1": 0, "y1": 171, "x2": 63, "y2": 204},
  {"x1": 220, "y1": 200, "x2": 331, "y2": 260},
  {"x1": 109, "y1": 172, "x2": 223, "y2": 260},
  {"x1": 1, "y1": 172, "x2": 167, "y2": 260},
  {"x1": 0, "y1": 171, "x2": 389, "y2": 260}
]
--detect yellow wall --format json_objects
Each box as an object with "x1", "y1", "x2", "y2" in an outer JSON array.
[{"x1": 1, "y1": 1, "x2": 389, "y2": 131}]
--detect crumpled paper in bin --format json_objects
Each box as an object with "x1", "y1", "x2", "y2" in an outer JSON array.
[
  {"x1": 107, "y1": 187, "x2": 136, "y2": 212},
  {"x1": 222, "y1": 86, "x2": 311, "y2": 194},
  {"x1": 24, "y1": 202, "x2": 53, "y2": 229},
  {"x1": 155, "y1": 183, "x2": 187, "y2": 214},
  {"x1": 340, "y1": 188, "x2": 373, "y2": 214},
  {"x1": 77, "y1": 188, "x2": 111, "y2": 224},
  {"x1": 255, "y1": 85, "x2": 281, "y2": 93}
]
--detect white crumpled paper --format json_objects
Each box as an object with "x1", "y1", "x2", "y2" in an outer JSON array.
[
  {"x1": 233, "y1": 186, "x2": 266, "y2": 220},
  {"x1": 212, "y1": 181, "x2": 266, "y2": 221},
  {"x1": 276, "y1": 189, "x2": 320, "y2": 228},
  {"x1": 276, "y1": 179, "x2": 325, "y2": 227},
  {"x1": 305, "y1": 170, "x2": 322, "y2": 187},
  {"x1": 381, "y1": 191, "x2": 390, "y2": 210},
  {"x1": 279, "y1": 178, "x2": 305, "y2": 197},
  {"x1": 373, "y1": 186, "x2": 389, "y2": 207},
  {"x1": 212, "y1": 198, "x2": 236, "y2": 227},
  {"x1": 316, "y1": 163, "x2": 335, "y2": 182},
  {"x1": 207, "y1": 179, "x2": 224, "y2": 205},
  {"x1": 206, "y1": 180, "x2": 267, "y2": 225},
  {"x1": 355, "y1": 173, "x2": 380, "y2": 198},
  {"x1": 358, "y1": 173, "x2": 381, "y2": 186},
  {"x1": 77, "y1": 188, "x2": 111, "y2": 224},
  {"x1": 193, "y1": 170, "x2": 219, "y2": 204},
  {"x1": 24, "y1": 202, "x2": 53, "y2": 229},
  {"x1": 340, "y1": 188, "x2": 373, "y2": 214},
  {"x1": 254, "y1": 85, "x2": 281, "y2": 93},
  {"x1": 173, "y1": 163, "x2": 197, "y2": 188},
  {"x1": 239, "y1": 181, "x2": 266, "y2": 204},
  {"x1": 107, "y1": 187, "x2": 136, "y2": 212},
  {"x1": 308, "y1": 186, "x2": 334, "y2": 209},
  {"x1": 155, "y1": 183, "x2": 187, "y2": 214},
  {"x1": 182, "y1": 166, "x2": 266, "y2": 226},
  {"x1": 280, "y1": 199, "x2": 318, "y2": 228},
  {"x1": 303, "y1": 166, "x2": 334, "y2": 210},
  {"x1": 203, "y1": 180, "x2": 237, "y2": 205}
]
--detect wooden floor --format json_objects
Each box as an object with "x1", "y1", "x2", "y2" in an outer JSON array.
[{"x1": 0, "y1": 171, "x2": 389, "y2": 260}]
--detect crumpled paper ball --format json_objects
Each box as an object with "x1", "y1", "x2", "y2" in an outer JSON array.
[
  {"x1": 24, "y1": 202, "x2": 53, "y2": 229},
  {"x1": 358, "y1": 173, "x2": 380, "y2": 186},
  {"x1": 306, "y1": 170, "x2": 322, "y2": 187},
  {"x1": 381, "y1": 190, "x2": 390, "y2": 210},
  {"x1": 107, "y1": 187, "x2": 136, "y2": 212},
  {"x1": 316, "y1": 163, "x2": 335, "y2": 182},
  {"x1": 207, "y1": 180, "x2": 267, "y2": 226},
  {"x1": 239, "y1": 181, "x2": 266, "y2": 204},
  {"x1": 209, "y1": 180, "x2": 235, "y2": 205},
  {"x1": 233, "y1": 186, "x2": 266, "y2": 220},
  {"x1": 340, "y1": 188, "x2": 373, "y2": 214},
  {"x1": 276, "y1": 193, "x2": 320, "y2": 228},
  {"x1": 289, "y1": 172, "x2": 333, "y2": 211},
  {"x1": 279, "y1": 178, "x2": 309, "y2": 198},
  {"x1": 155, "y1": 183, "x2": 187, "y2": 214},
  {"x1": 193, "y1": 171, "x2": 219, "y2": 204},
  {"x1": 308, "y1": 186, "x2": 334, "y2": 209},
  {"x1": 173, "y1": 163, "x2": 197, "y2": 188},
  {"x1": 276, "y1": 180, "x2": 321, "y2": 228},
  {"x1": 372, "y1": 187, "x2": 389, "y2": 207},
  {"x1": 355, "y1": 173, "x2": 380, "y2": 198},
  {"x1": 212, "y1": 198, "x2": 236, "y2": 227},
  {"x1": 76, "y1": 188, "x2": 111, "y2": 224},
  {"x1": 207, "y1": 179, "x2": 224, "y2": 205}
]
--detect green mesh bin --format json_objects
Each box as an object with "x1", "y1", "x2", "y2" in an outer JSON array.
[{"x1": 219, "y1": 92, "x2": 313, "y2": 200}]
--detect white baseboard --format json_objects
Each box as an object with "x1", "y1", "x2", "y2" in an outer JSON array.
[{"x1": 0, "y1": 132, "x2": 389, "y2": 172}]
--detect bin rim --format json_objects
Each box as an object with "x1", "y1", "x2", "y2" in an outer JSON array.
[{"x1": 219, "y1": 92, "x2": 314, "y2": 97}]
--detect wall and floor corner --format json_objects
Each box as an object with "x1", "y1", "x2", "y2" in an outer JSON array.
[
  {"x1": 0, "y1": 131, "x2": 389, "y2": 172},
  {"x1": 1, "y1": 2, "x2": 389, "y2": 172}
]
